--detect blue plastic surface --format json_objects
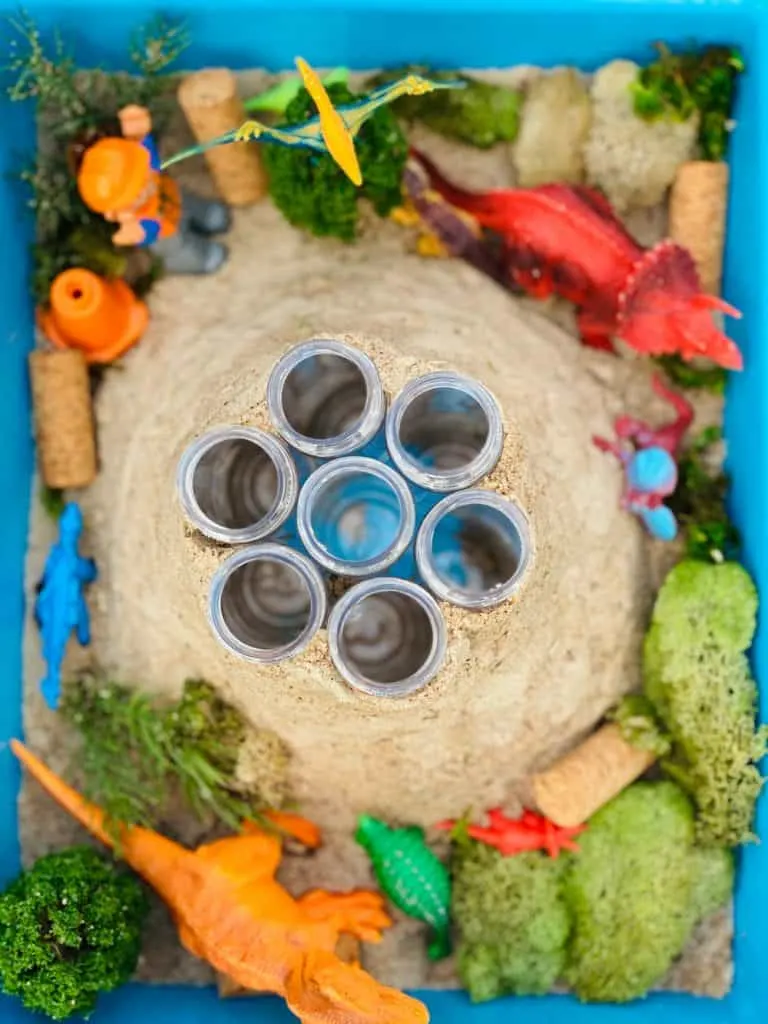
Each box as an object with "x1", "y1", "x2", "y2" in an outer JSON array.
[{"x1": 0, "y1": 0, "x2": 766, "y2": 1021}]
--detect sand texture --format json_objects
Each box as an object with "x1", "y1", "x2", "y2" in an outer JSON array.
[{"x1": 19, "y1": 66, "x2": 729, "y2": 996}]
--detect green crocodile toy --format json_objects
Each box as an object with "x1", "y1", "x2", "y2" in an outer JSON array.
[{"x1": 355, "y1": 814, "x2": 451, "y2": 960}]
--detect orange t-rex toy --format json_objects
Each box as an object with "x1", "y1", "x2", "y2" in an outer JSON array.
[{"x1": 11, "y1": 740, "x2": 429, "y2": 1024}]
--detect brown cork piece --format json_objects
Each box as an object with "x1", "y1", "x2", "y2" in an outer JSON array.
[
  {"x1": 217, "y1": 935, "x2": 361, "y2": 998},
  {"x1": 669, "y1": 160, "x2": 729, "y2": 296},
  {"x1": 529, "y1": 723, "x2": 656, "y2": 827},
  {"x1": 177, "y1": 68, "x2": 268, "y2": 207},
  {"x1": 29, "y1": 349, "x2": 97, "y2": 489}
]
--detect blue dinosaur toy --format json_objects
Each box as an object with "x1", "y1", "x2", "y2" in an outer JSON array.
[{"x1": 34, "y1": 503, "x2": 97, "y2": 710}]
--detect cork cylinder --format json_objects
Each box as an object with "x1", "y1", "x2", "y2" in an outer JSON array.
[
  {"x1": 529, "y1": 723, "x2": 656, "y2": 827},
  {"x1": 29, "y1": 349, "x2": 97, "y2": 490},
  {"x1": 669, "y1": 160, "x2": 729, "y2": 296},
  {"x1": 177, "y1": 68, "x2": 268, "y2": 206}
]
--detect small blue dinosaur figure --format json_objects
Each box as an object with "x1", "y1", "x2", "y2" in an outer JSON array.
[{"x1": 34, "y1": 503, "x2": 97, "y2": 710}]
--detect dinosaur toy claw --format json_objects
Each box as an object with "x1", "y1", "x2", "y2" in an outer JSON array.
[{"x1": 234, "y1": 119, "x2": 264, "y2": 142}]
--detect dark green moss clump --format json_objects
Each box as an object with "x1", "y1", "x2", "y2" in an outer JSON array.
[
  {"x1": 61, "y1": 675, "x2": 289, "y2": 834},
  {"x1": 667, "y1": 425, "x2": 740, "y2": 564},
  {"x1": 0, "y1": 847, "x2": 148, "y2": 1020},
  {"x1": 367, "y1": 66, "x2": 522, "y2": 148},
  {"x1": 632, "y1": 44, "x2": 745, "y2": 161},
  {"x1": 263, "y1": 83, "x2": 408, "y2": 241}
]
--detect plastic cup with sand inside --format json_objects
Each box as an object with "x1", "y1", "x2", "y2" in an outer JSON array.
[
  {"x1": 177, "y1": 427, "x2": 299, "y2": 544},
  {"x1": 328, "y1": 578, "x2": 447, "y2": 698},
  {"x1": 385, "y1": 371, "x2": 504, "y2": 493},
  {"x1": 266, "y1": 339, "x2": 386, "y2": 459},
  {"x1": 416, "y1": 490, "x2": 532, "y2": 609},
  {"x1": 208, "y1": 543, "x2": 327, "y2": 663},
  {"x1": 297, "y1": 456, "x2": 416, "y2": 577}
]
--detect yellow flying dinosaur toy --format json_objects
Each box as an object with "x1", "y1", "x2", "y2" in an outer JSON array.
[{"x1": 162, "y1": 58, "x2": 465, "y2": 186}]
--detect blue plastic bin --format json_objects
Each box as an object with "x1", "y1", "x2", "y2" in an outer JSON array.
[{"x1": 1, "y1": 1, "x2": 765, "y2": 1021}]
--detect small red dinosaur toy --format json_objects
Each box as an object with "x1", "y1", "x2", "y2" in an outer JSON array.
[
  {"x1": 436, "y1": 807, "x2": 585, "y2": 858},
  {"x1": 412, "y1": 148, "x2": 743, "y2": 370}
]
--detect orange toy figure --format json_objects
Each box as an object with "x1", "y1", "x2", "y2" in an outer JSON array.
[
  {"x1": 38, "y1": 267, "x2": 149, "y2": 364},
  {"x1": 77, "y1": 105, "x2": 230, "y2": 275},
  {"x1": 11, "y1": 740, "x2": 429, "y2": 1024}
]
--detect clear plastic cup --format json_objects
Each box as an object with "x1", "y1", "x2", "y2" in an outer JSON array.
[
  {"x1": 328, "y1": 577, "x2": 447, "y2": 697},
  {"x1": 177, "y1": 426, "x2": 299, "y2": 544},
  {"x1": 385, "y1": 371, "x2": 504, "y2": 492},
  {"x1": 415, "y1": 490, "x2": 532, "y2": 609},
  {"x1": 266, "y1": 338, "x2": 386, "y2": 459},
  {"x1": 297, "y1": 456, "x2": 416, "y2": 577},
  {"x1": 207, "y1": 543, "x2": 327, "y2": 663}
]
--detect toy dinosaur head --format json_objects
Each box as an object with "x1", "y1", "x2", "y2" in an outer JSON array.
[
  {"x1": 285, "y1": 949, "x2": 430, "y2": 1023},
  {"x1": 617, "y1": 241, "x2": 743, "y2": 370}
]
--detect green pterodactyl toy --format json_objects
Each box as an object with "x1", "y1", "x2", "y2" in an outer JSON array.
[{"x1": 162, "y1": 58, "x2": 464, "y2": 187}]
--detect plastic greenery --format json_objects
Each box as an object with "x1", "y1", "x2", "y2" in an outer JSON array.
[
  {"x1": 451, "y1": 830, "x2": 571, "y2": 1001},
  {"x1": 40, "y1": 483, "x2": 66, "y2": 520},
  {"x1": 0, "y1": 846, "x2": 148, "y2": 1020},
  {"x1": 632, "y1": 43, "x2": 745, "y2": 161},
  {"x1": 655, "y1": 354, "x2": 727, "y2": 395},
  {"x1": 563, "y1": 782, "x2": 734, "y2": 1002},
  {"x1": 607, "y1": 694, "x2": 671, "y2": 757},
  {"x1": 366, "y1": 66, "x2": 522, "y2": 148},
  {"x1": 4, "y1": 11, "x2": 187, "y2": 302},
  {"x1": 263, "y1": 82, "x2": 408, "y2": 241},
  {"x1": 60, "y1": 676, "x2": 285, "y2": 834},
  {"x1": 667, "y1": 425, "x2": 740, "y2": 563},
  {"x1": 643, "y1": 560, "x2": 768, "y2": 846}
]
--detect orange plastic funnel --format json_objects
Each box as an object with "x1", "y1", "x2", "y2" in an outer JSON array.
[{"x1": 38, "y1": 268, "x2": 149, "y2": 364}]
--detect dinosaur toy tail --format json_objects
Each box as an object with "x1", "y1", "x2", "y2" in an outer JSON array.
[
  {"x1": 10, "y1": 739, "x2": 114, "y2": 848},
  {"x1": 161, "y1": 131, "x2": 239, "y2": 170},
  {"x1": 409, "y1": 147, "x2": 506, "y2": 225},
  {"x1": 10, "y1": 740, "x2": 191, "y2": 899}
]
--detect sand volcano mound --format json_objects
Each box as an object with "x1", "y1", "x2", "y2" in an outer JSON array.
[{"x1": 79, "y1": 210, "x2": 649, "y2": 846}]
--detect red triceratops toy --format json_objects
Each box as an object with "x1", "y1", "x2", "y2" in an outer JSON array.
[
  {"x1": 436, "y1": 807, "x2": 585, "y2": 858},
  {"x1": 412, "y1": 148, "x2": 743, "y2": 370}
]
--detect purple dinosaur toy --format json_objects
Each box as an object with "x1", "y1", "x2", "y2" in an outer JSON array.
[
  {"x1": 592, "y1": 374, "x2": 694, "y2": 541},
  {"x1": 34, "y1": 502, "x2": 97, "y2": 710}
]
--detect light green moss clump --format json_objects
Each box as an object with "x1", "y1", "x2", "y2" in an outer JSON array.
[
  {"x1": 643, "y1": 560, "x2": 768, "y2": 846},
  {"x1": 451, "y1": 839, "x2": 571, "y2": 1002},
  {"x1": 366, "y1": 67, "x2": 522, "y2": 148},
  {"x1": 564, "y1": 782, "x2": 734, "y2": 1003},
  {"x1": 607, "y1": 693, "x2": 671, "y2": 757}
]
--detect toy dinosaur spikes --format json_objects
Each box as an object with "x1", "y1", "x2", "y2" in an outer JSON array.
[
  {"x1": 162, "y1": 61, "x2": 464, "y2": 187},
  {"x1": 11, "y1": 740, "x2": 429, "y2": 1024}
]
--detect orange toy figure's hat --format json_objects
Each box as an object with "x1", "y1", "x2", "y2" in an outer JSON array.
[
  {"x1": 38, "y1": 268, "x2": 149, "y2": 364},
  {"x1": 77, "y1": 138, "x2": 151, "y2": 213}
]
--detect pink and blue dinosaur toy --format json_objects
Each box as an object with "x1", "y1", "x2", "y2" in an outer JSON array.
[{"x1": 593, "y1": 374, "x2": 694, "y2": 541}]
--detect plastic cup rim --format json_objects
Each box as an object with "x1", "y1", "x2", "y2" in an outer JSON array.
[
  {"x1": 176, "y1": 425, "x2": 299, "y2": 544},
  {"x1": 415, "y1": 489, "x2": 533, "y2": 609},
  {"x1": 385, "y1": 370, "x2": 504, "y2": 492},
  {"x1": 327, "y1": 576, "x2": 447, "y2": 698},
  {"x1": 207, "y1": 542, "x2": 327, "y2": 663},
  {"x1": 297, "y1": 455, "x2": 417, "y2": 576},
  {"x1": 266, "y1": 337, "x2": 386, "y2": 458}
]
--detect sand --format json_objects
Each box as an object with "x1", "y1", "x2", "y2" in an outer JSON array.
[{"x1": 18, "y1": 67, "x2": 729, "y2": 997}]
